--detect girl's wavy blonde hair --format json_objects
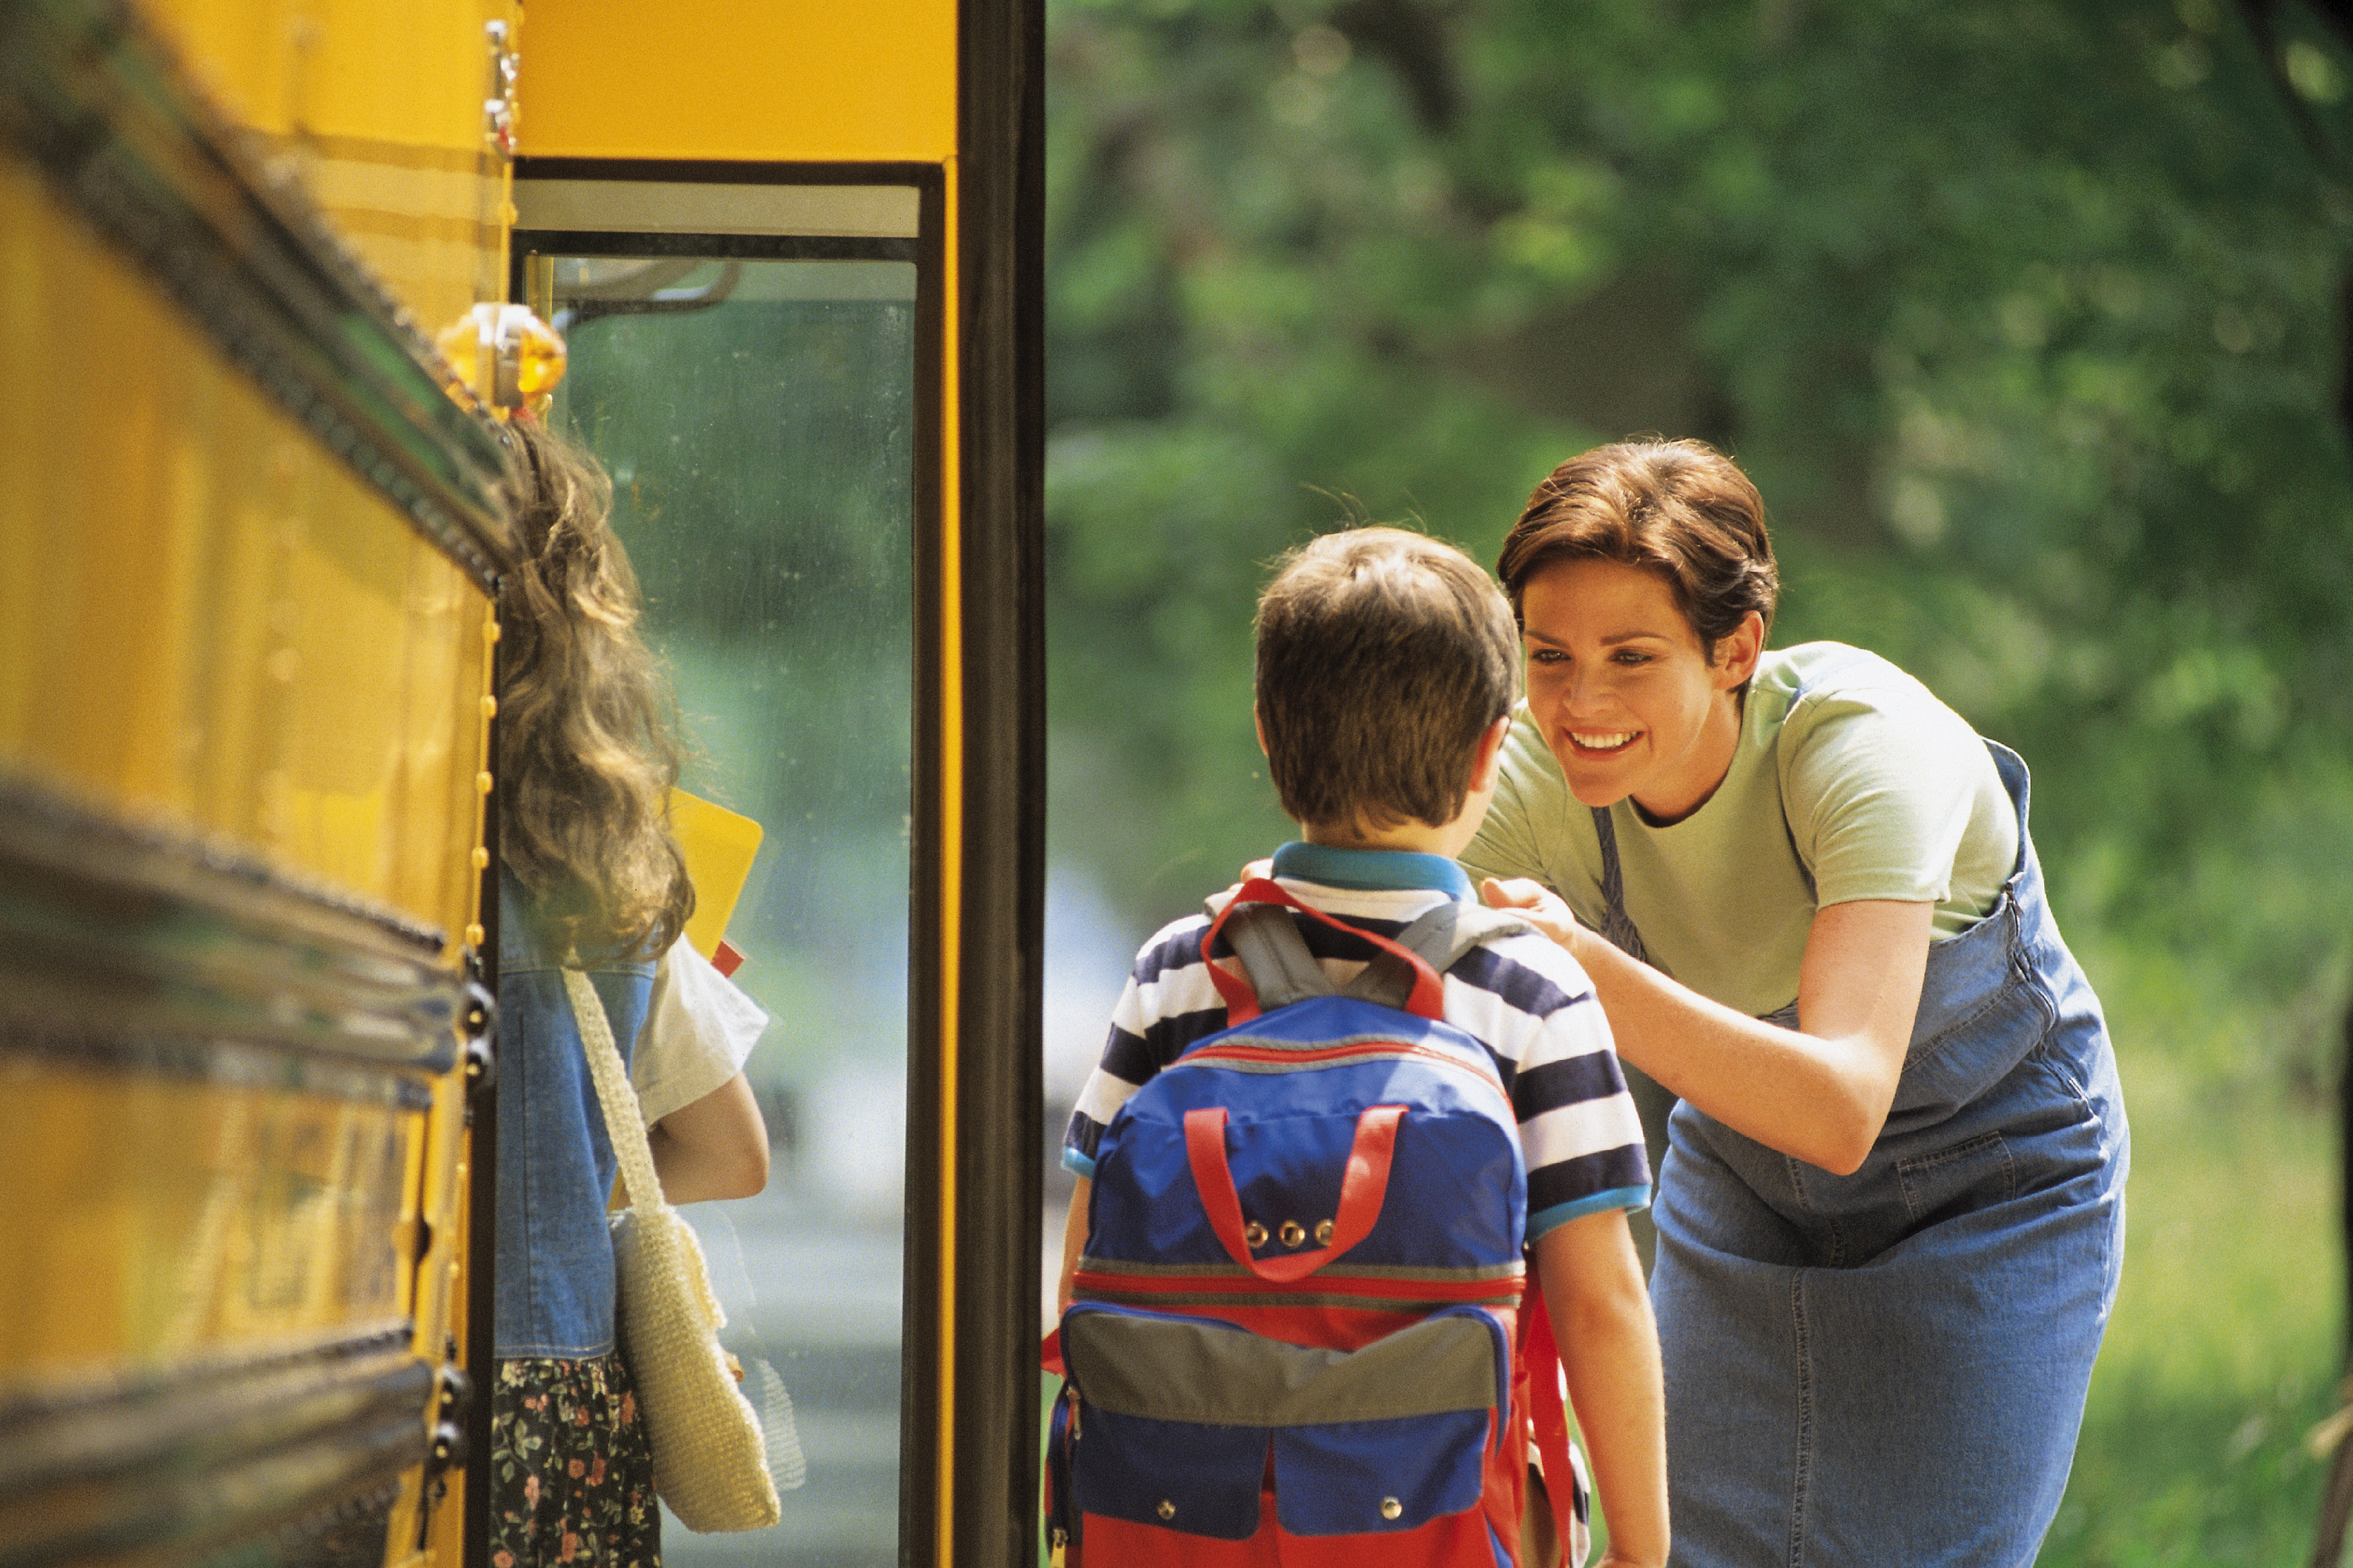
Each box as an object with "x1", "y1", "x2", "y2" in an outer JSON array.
[{"x1": 497, "y1": 419, "x2": 694, "y2": 959}]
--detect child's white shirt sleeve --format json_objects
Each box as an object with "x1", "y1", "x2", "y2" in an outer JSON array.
[{"x1": 634, "y1": 937, "x2": 769, "y2": 1124}]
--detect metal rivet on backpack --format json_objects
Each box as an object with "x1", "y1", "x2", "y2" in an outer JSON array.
[
  {"x1": 1158, "y1": 1500, "x2": 1176, "y2": 1521},
  {"x1": 1380, "y1": 1497, "x2": 1403, "y2": 1521},
  {"x1": 1315, "y1": 1219, "x2": 1335, "y2": 1245},
  {"x1": 1243, "y1": 1221, "x2": 1268, "y2": 1250},
  {"x1": 1279, "y1": 1220, "x2": 1306, "y2": 1248}
]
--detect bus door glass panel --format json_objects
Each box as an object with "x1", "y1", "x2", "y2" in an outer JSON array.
[{"x1": 542, "y1": 252, "x2": 915, "y2": 1567}]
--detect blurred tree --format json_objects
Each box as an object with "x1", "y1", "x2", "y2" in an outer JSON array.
[{"x1": 1045, "y1": 0, "x2": 2353, "y2": 1079}]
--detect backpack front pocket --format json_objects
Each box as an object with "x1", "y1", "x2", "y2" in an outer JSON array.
[{"x1": 1061, "y1": 1303, "x2": 1508, "y2": 1540}]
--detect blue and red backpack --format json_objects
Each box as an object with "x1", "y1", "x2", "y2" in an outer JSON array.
[{"x1": 1045, "y1": 878, "x2": 1588, "y2": 1567}]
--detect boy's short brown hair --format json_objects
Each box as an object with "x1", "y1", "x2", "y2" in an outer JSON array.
[{"x1": 1254, "y1": 527, "x2": 1520, "y2": 833}]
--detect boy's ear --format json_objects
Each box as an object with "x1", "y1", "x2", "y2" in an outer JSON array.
[
  {"x1": 1254, "y1": 704, "x2": 1269, "y2": 756},
  {"x1": 1469, "y1": 715, "x2": 1511, "y2": 794}
]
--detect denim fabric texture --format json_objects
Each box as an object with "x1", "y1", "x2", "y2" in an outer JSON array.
[
  {"x1": 1604, "y1": 744, "x2": 2129, "y2": 1567},
  {"x1": 493, "y1": 872, "x2": 658, "y2": 1359}
]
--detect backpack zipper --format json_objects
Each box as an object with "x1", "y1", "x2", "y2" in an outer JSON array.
[{"x1": 1178, "y1": 1037, "x2": 1509, "y2": 1102}]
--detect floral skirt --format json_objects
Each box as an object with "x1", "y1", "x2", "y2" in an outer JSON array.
[{"x1": 491, "y1": 1352, "x2": 661, "y2": 1568}]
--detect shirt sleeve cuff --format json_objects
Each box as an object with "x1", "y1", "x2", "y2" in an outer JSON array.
[
  {"x1": 1061, "y1": 1146, "x2": 1098, "y2": 1180},
  {"x1": 1526, "y1": 1183, "x2": 1651, "y2": 1243}
]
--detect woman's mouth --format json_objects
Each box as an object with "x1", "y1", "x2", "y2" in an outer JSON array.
[{"x1": 1568, "y1": 730, "x2": 1638, "y2": 755}]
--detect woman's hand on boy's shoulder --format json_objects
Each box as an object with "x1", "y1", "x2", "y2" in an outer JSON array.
[{"x1": 1480, "y1": 877, "x2": 1584, "y2": 958}]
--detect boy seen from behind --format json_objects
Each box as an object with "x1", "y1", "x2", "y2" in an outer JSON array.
[{"x1": 1056, "y1": 527, "x2": 1669, "y2": 1567}]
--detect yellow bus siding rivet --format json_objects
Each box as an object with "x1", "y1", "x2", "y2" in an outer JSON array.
[
  {"x1": 472, "y1": 846, "x2": 490, "y2": 870},
  {"x1": 482, "y1": 694, "x2": 497, "y2": 718},
  {"x1": 476, "y1": 771, "x2": 494, "y2": 795},
  {"x1": 465, "y1": 924, "x2": 485, "y2": 947}
]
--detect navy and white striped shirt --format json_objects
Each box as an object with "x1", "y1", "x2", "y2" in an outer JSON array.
[{"x1": 1061, "y1": 842, "x2": 1651, "y2": 1242}]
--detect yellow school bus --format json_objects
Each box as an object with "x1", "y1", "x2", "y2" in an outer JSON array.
[{"x1": 0, "y1": 1, "x2": 1043, "y2": 1564}]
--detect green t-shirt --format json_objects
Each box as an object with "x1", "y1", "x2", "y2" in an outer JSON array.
[{"x1": 1461, "y1": 642, "x2": 2019, "y2": 1019}]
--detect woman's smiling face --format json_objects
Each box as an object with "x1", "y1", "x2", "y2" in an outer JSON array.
[{"x1": 1519, "y1": 556, "x2": 1761, "y2": 822}]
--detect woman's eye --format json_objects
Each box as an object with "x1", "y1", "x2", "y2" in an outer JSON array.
[
  {"x1": 1528, "y1": 648, "x2": 1566, "y2": 665},
  {"x1": 1612, "y1": 650, "x2": 1653, "y2": 667}
]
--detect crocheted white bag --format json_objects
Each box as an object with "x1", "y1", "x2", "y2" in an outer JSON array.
[{"x1": 564, "y1": 967, "x2": 782, "y2": 1533}]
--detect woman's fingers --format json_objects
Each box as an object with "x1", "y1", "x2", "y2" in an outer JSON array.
[
  {"x1": 1479, "y1": 876, "x2": 1549, "y2": 909},
  {"x1": 1481, "y1": 877, "x2": 1581, "y2": 951},
  {"x1": 1240, "y1": 857, "x2": 1274, "y2": 881}
]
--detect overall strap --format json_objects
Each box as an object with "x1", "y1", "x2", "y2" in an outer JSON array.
[
  {"x1": 1588, "y1": 806, "x2": 1654, "y2": 967},
  {"x1": 1595, "y1": 809, "x2": 1802, "y2": 1029},
  {"x1": 1600, "y1": 805, "x2": 1797, "y2": 1026}
]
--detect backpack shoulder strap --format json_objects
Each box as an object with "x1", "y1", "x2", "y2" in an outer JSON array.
[
  {"x1": 1339, "y1": 902, "x2": 1532, "y2": 1009},
  {"x1": 1216, "y1": 901, "x2": 1335, "y2": 1012}
]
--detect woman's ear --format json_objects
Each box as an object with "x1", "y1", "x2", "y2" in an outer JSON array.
[{"x1": 1713, "y1": 611, "x2": 1766, "y2": 689}]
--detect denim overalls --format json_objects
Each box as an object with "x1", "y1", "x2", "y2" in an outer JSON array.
[
  {"x1": 493, "y1": 873, "x2": 658, "y2": 1360},
  {"x1": 1595, "y1": 743, "x2": 2129, "y2": 1567}
]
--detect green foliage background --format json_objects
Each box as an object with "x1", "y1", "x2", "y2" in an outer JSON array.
[
  {"x1": 1047, "y1": 0, "x2": 2353, "y2": 1079},
  {"x1": 1042, "y1": 0, "x2": 2353, "y2": 1555}
]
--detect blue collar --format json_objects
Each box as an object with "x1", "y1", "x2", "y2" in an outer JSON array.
[{"x1": 1269, "y1": 841, "x2": 1472, "y2": 899}]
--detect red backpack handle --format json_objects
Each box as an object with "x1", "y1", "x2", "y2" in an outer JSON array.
[
  {"x1": 1183, "y1": 1104, "x2": 1405, "y2": 1282},
  {"x1": 1202, "y1": 876, "x2": 1448, "y2": 1023},
  {"x1": 1520, "y1": 1277, "x2": 1581, "y2": 1560}
]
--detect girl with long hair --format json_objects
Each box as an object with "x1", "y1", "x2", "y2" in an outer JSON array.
[{"x1": 488, "y1": 419, "x2": 770, "y2": 1568}]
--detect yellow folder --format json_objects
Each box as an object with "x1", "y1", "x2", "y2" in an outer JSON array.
[{"x1": 669, "y1": 789, "x2": 764, "y2": 960}]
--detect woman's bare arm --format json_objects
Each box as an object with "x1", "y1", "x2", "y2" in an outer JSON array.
[
  {"x1": 1483, "y1": 880, "x2": 1931, "y2": 1174},
  {"x1": 648, "y1": 1071, "x2": 770, "y2": 1203}
]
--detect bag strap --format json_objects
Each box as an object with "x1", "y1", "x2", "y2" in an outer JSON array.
[
  {"x1": 1204, "y1": 879, "x2": 1446, "y2": 1022},
  {"x1": 1183, "y1": 1104, "x2": 1404, "y2": 1281},
  {"x1": 1339, "y1": 902, "x2": 1534, "y2": 1010},
  {"x1": 1520, "y1": 1277, "x2": 1581, "y2": 1560},
  {"x1": 1214, "y1": 871, "x2": 1524, "y2": 1021},
  {"x1": 1220, "y1": 902, "x2": 1335, "y2": 1012},
  {"x1": 562, "y1": 964, "x2": 670, "y2": 1219},
  {"x1": 1210, "y1": 882, "x2": 1534, "y2": 1017}
]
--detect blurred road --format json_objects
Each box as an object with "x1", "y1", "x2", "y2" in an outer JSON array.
[{"x1": 659, "y1": 1198, "x2": 904, "y2": 1568}]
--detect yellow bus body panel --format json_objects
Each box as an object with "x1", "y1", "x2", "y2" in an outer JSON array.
[
  {"x1": 0, "y1": 168, "x2": 491, "y2": 939},
  {"x1": 138, "y1": 0, "x2": 521, "y2": 331},
  {"x1": 3, "y1": 0, "x2": 517, "y2": 1559},
  {"x1": 0, "y1": 1071, "x2": 417, "y2": 1378},
  {"x1": 518, "y1": 0, "x2": 955, "y2": 162}
]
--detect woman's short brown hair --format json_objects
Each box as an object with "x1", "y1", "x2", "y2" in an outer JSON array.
[
  {"x1": 1497, "y1": 438, "x2": 1779, "y2": 658},
  {"x1": 1255, "y1": 527, "x2": 1520, "y2": 833}
]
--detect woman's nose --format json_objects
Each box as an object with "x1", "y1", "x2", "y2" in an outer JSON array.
[{"x1": 1559, "y1": 664, "x2": 1609, "y2": 713}]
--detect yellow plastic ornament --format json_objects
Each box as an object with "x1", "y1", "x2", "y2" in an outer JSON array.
[{"x1": 435, "y1": 302, "x2": 567, "y2": 418}]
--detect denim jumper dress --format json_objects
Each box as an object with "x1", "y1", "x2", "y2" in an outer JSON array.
[
  {"x1": 1593, "y1": 742, "x2": 2128, "y2": 1567},
  {"x1": 493, "y1": 873, "x2": 659, "y2": 1360}
]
